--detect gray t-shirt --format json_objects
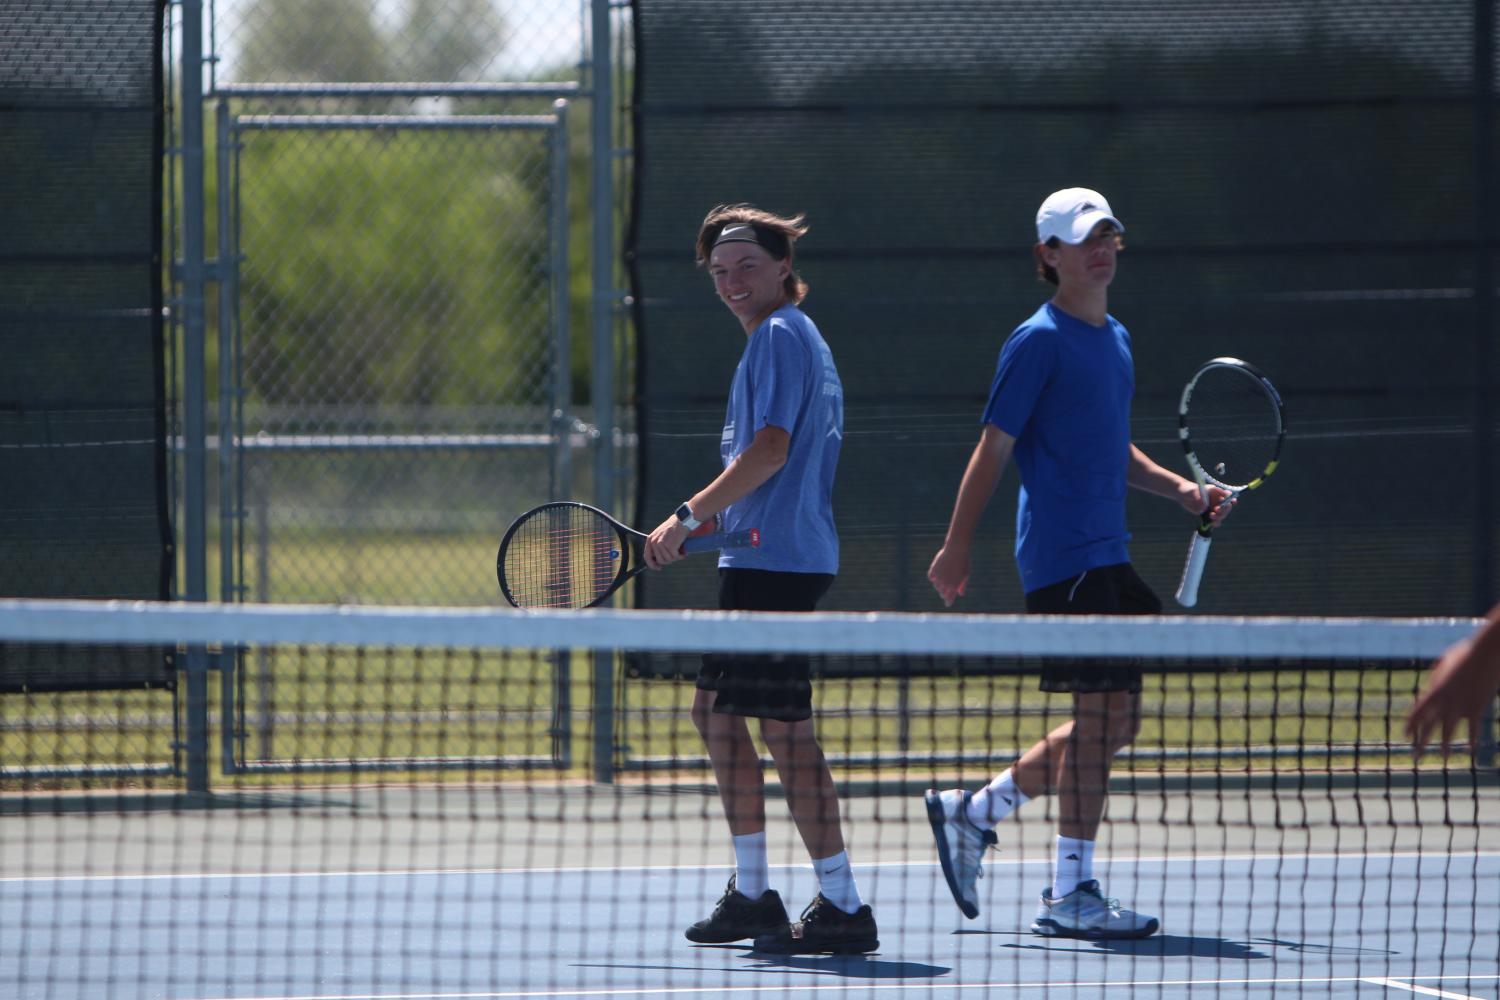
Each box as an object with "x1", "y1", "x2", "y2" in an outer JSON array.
[{"x1": 717, "y1": 305, "x2": 843, "y2": 574}]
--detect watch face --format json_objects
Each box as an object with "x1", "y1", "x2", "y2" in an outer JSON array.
[{"x1": 675, "y1": 503, "x2": 693, "y2": 522}]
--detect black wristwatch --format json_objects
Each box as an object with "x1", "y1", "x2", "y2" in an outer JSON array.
[{"x1": 674, "y1": 502, "x2": 702, "y2": 531}]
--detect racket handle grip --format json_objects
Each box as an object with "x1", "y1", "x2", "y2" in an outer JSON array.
[
  {"x1": 681, "y1": 528, "x2": 760, "y2": 554},
  {"x1": 1175, "y1": 529, "x2": 1213, "y2": 608}
]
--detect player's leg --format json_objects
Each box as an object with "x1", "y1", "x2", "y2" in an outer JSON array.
[
  {"x1": 692, "y1": 685, "x2": 767, "y2": 853},
  {"x1": 1056, "y1": 689, "x2": 1140, "y2": 863},
  {"x1": 683, "y1": 572, "x2": 791, "y2": 945},
  {"x1": 924, "y1": 570, "x2": 1096, "y2": 920},
  {"x1": 751, "y1": 569, "x2": 877, "y2": 954},
  {"x1": 756, "y1": 714, "x2": 878, "y2": 954},
  {"x1": 693, "y1": 568, "x2": 874, "y2": 954},
  {"x1": 684, "y1": 684, "x2": 792, "y2": 944},
  {"x1": 1032, "y1": 688, "x2": 1157, "y2": 939},
  {"x1": 926, "y1": 712, "x2": 1075, "y2": 913},
  {"x1": 761, "y1": 716, "x2": 841, "y2": 859},
  {"x1": 1031, "y1": 563, "x2": 1161, "y2": 939}
]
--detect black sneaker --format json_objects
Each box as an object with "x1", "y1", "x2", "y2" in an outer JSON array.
[
  {"x1": 684, "y1": 875, "x2": 791, "y2": 944},
  {"x1": 752, "y1": 894, "x2": 879, "y2": 955}
]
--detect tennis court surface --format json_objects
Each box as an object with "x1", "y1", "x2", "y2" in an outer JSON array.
[{"x1": 1, "y1": 601, "x2": 1497, "y2": 999}]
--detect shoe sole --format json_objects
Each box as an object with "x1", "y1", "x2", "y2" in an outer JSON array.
[
  {"x1": 924, "y1": 789, "x2": 979, "y2": 919},
  {"x1": 1031, "y1": 917, "x2": 1160, "y2": 940},
  {"x1": 751, "y1": 936, "x2": 880, "y2": 955},
  {"x1": 685, "y1": 920, "x2": 789, "y2": 944}
]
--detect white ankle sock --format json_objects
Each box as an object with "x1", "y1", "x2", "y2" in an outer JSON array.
[
  {"x1": 733, "y1": 831, "x2": 769, "y2": 900},
  {"x1": 1052, "y1": 836, "x2": 1094, "y2": 899},
  {"x1": 968, "y1": 768, "x2": 1030, "y2": 828},
  {"x1": 812, "y1": 851, "x2": 863, "y2": 914}
]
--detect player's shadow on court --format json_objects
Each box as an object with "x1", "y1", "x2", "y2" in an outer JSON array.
[
  {"x1": 1251, "y1": 937, "x2": 1398, "y2": 957},
  {"x1": 988, "y1": 931, "x2": 1271, "y2": 960},
  {"x1": 743, "y1": 952, "x2": 951, "y2": 978},
  {"x1": 589, "y1": 950, "x2": 949, "y2": 980}
]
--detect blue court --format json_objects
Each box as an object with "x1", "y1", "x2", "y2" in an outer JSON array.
[{"x1": 5, "y1": 851, "x2": 1497, "y2": 1000}]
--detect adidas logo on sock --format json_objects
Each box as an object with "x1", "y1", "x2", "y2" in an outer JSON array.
[
  {"x1": 1065, "y1": 854, "x2": 1079, "y2": 861},
  {"x1": 1001, "y1": 796, "x2": 1013, "y2": 805}
]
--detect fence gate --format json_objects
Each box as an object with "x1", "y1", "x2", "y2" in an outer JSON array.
[{"x1": 216, "y1": 98, "x2": 574, "y2": 775}]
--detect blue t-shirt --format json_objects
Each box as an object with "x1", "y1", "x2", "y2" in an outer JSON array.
[
  {"x1": 981, "y1": 302, "x2": 1135, "y2": 593},
  {"x1": 718, "y1": 305, "x2": 843, "y2": 574}
]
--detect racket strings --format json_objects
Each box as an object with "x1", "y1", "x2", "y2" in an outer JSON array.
[
  {"x1": 1186, "y1": 370, "x2": 1282, "y2": 488},
  {"x1": 503, "y1": 507, "x2": 622, "y2": 609}
]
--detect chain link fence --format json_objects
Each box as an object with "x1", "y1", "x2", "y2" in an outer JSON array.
[
  {"x1": 160, "y1": 1, "x2": 615, "y2": 779},
  {"x1": 202, "y1": 1, "x2": 591, "y2": 611},
  {"x1": 211, "y1": 0, "x2": 581, "y2": 87},
  {"x1": 223, "y1": 111, "x2": 572, "y2": 608}
]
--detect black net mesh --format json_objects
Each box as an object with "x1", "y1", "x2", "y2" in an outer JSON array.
[
  {"x1": 630, "y1": 0, "x2": 1500, "y2": 630},
  {"x1": 0, "y1": 0, "x2": 170, "y2": 690}
]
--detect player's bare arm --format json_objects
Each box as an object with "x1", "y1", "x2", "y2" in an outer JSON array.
[
  {"x1": 1126, "y1": 444, "x2": 1233, "y2": 524},
  {"x1": 928, "y1": 424, "x2": 1016, "y2": 607},
  {"x1": 644, "y1": 425, "x2": 790, "y2": 568}
]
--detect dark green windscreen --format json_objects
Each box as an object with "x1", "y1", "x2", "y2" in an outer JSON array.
[
  {"x1": 630, "y1": 0, "x2": 1498, "y2": 633},
  {"x1": 0, "y1": 1, "x2": 172, "y2": 690}
]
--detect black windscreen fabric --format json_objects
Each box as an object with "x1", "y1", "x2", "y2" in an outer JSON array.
[
  {"x1": 630, "y1": 0, "x2": 1497, "y2": 642},
  {"x1": 0, "y1": 1, "x2": 172, "y2": 690}
]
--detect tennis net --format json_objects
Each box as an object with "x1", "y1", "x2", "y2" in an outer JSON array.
[{"x1": 0, "y1": 598, "x2": 1496, "y2": 999}]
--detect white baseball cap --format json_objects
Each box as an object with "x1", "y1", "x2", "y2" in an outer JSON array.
[{"x1": 1035, "y1": 187, "x2": 1124, "y2": 244}]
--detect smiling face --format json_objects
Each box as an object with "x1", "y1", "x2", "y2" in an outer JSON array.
[{"x1": 707, "y1": 240, "x2": 791, "y2": 332}]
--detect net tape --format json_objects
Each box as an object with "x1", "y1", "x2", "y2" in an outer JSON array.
[{"x1": 0, "y1": 598, "x2": 1480, "y2": 658}]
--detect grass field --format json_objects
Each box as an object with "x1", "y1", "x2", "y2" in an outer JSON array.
[
  {"x1": 0, "y1": 529, "x2": 1469, "y2": 790},
  {"x1": 0, "y1": 643, "x2": 1444, "y2": 791}
]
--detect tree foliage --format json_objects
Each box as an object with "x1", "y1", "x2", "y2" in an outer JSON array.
[
  {"x1": 233, "y1": 0, "x2": 508, "y2": 84},
  {"x1": 234, "y1": 0, "x2": 389, "y2": 83},
  {"x1": 223, "y1": 0, "x2": 584, "y2": 425},
  {"x1": 235, "y1": 126, "x2": 556, "y2": 421}
]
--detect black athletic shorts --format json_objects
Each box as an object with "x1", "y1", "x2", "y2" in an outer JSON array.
[
  {"x1": 696, "y1": 568, "x2": 835, "y2": 722},
  {"x1": 1024, "y1": 562, "x2": 1161, "y2": 694}
]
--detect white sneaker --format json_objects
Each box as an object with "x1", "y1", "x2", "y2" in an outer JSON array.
[
  {"x1": 924, "y1": 788, "x2": 997, "y2": 919},
  {"x1": 1031, "y1": 879, "x2": 1159, "y2": 939}
]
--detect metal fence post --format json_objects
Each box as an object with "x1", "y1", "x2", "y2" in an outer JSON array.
[
  {"x1": 550, "y1": 101, "x2": 574, "y2": 768},
  {"x1": 589, "y1": 0, "x2": 616, "y2": 784},
  {"x1": 178, "y1": 0, "x2": 211, "y2": 795},
  {"x1": 215, "y1": 98, "x2": 241, "y2": 776},
  {"x1": 1473, "y1": 0, "x2": 1496, "y2": 773}
]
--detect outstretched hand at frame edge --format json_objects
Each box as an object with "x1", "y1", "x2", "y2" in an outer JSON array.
[{"x1": 1405, "y1": 602, "x2": 1500, "y2": 758}]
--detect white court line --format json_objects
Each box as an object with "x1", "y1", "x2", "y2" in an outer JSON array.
[
  {"x1": 4, "y1": 850, "x2": 1498, "y2": 884},
  {"x1": 1363, "y1": 978, "x2": 1489, "y2": 999},
  {"x1": 191, "y1": 973, "x2": 1500, "y2": 1000}
]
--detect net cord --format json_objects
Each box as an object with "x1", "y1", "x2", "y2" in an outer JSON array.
[{"x1": 0, "y1": 598, "x2": 1479, "y2": 659}]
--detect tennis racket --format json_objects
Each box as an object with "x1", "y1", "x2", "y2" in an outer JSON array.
[
  {"x1": 1174, "y1": 357, "x2": 1286, "y2": 608},
  {"x1": 496, "y1": 501, "x2": 760, "y2": 609}
]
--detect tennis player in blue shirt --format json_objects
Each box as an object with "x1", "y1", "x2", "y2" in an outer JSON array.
[
  {"x1": 924, "y1": 188, "x2": 1233, "y2": 940},
  {"x1": 644, "y1": 204, "x2": 877, "y2": 955}
]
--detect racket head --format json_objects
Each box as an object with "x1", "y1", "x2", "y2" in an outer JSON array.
[
  {"x1": 1178, "y1": 357, "x2": 1285, "y2": 492},
  {"x1": 496, "y1": 502, "x2": 630, "y2": 610}
]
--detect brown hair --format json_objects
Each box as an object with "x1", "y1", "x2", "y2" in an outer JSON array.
[{"x1": 696, "y1": 203, "x2": 810, "y2": 304}]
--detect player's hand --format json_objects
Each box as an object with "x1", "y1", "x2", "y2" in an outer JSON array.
[
  {"x1": 644, "y1": 517, "x2": 690, "y2": 569},
  {"x1": 1178, "y1": 482, "x2": 1236, "y2": 524},
  {"x1": 927, "y1": 547, "x2": 970, "y2": 608},
  {"x1": 1405, "y1": 637, "x2": 1498, "y2": 758}
]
